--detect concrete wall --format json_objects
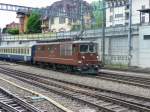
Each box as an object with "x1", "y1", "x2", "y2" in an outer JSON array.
[
  {"x1": 95, "y1": 35, "x2": 139, "y2": 66},
  {"x1": 139, "y1": 25, "x2": 150, "y2": 67},
  {"x1": 0, "y1": 25, "x2": 139, "y2": 67}
]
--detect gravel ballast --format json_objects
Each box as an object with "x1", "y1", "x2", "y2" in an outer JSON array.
[
  {"x1": 0, "y1": 62, "x2": 150, "y2": 99},
  {"x1": 0, "y1": 72, "x2": 97, "y2": 112}
]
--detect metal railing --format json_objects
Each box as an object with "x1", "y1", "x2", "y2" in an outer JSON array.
[{"x1": 0, "y1": 25, "x2": 139, "y2": 42}]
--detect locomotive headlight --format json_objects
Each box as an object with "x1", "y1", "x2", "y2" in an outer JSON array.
[
  {"x1": 95, "y1": 65, "x2": 99, "y2": 68},
  {"x1": 78, "y1": 61, "x2": 82, "y2": 64},
  {"x1": 97, "y1": 56, "x2": 99, "y2": 59},
  {"x1": 82, "y1": 56, "x2": 85, "y2": 59}
]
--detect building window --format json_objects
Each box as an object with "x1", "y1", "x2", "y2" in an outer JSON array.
[
  {"x1": 115, "y1": 14, "x2": 123, "y2": 18},
  {"x1": 110, "y1": 15, "x2": 113, "y2": 22},
  {"x1": 144, "y1": 35, "x2": 150, "y2": 40},
  {"x1": 142, "y1": 5, "x2": 146, "y2": 15},
  {"x1": 141, "y1": 16, "x2": 145, "y2": 23},
  {"x1": 51, "y1": 18, "x2": 54, "y2": 24},
  {"x1": 125, "y1": 4, "x2": 129, "y2": 10},
  {"x1": 125, "y1": 12, "x2": 129, "y2": 20},
  {"x1": 68, "y1": 19, "x2": 72, "y2": 24},
  {"x1": 110, "y1": 8, "x2": 113, "y2": 12},
  {"x1": 142, "y1": 5, "x2": 145, "y2": 9},
  {"x1": 59, "y1": 17, "x2": 66, "y2": 24}
]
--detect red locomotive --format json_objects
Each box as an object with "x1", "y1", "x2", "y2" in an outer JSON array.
[{"x1": 34, "y1": 41, "x2": 100, "y2": 74}]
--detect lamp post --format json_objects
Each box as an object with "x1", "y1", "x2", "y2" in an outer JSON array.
[{"x1": 80, "y1": 0, "x2": 84, "y2": 32}]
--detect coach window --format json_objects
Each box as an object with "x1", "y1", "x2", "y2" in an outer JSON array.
[
  {"x1": 13, "y1": 48, "x2": 15, "y2": 54},
  {"x1": 14, "y1": 48, "x2": 16, "y2": 54},
  {"x1": 25, "y1": 48, "x2": 28, "y2": 54},
  {"x1": 8, "y1": 48, "x2": 9, "y2": 53},
  {"x1": 27, "y1": 48, "x2": 29, "y2": 54},
  {"x1": 21, "y1": 48, "x2": 23, "y2": 54},
  {"x1": 8, "y1": 49, "x2": 9, "y2": 53},
  {"x1": 11, "y1": 48, "x2": 12, "y2": 53},
  {"x1": 25, "y1": 48, "x2": 27, "y2": 55},
  {"x1": 18, "y1": 48, "x2": 20, "y2": 54},
  {"x1": 24, "y1": 48, "x2": 26, "y2": 54}
]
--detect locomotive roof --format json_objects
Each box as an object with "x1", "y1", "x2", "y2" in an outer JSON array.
[
  {"x1": 0, "y1": 41, "x2": 97, "y2": 48},
  {"x1": 35, "y1": 41, "x2": 97, "y2": 45}
]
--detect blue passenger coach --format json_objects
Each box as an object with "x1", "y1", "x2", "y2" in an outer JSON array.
[{"x1": 0, "y1": 44, "x2": 34, "y2": 62}]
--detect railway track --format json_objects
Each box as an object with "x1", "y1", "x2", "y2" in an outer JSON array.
[
  {"x1": 0, "y1": 67, "x2": 150, "y2": 111},
  {"x1": 26, "y1": 62, "x2": 150, "y2": 89},
  {"x1": 98, "y1": 70, "x2": 150, "y2": 88},
  {"x1": 0, "y1": 86, "x2": 42, "y2": 112}
]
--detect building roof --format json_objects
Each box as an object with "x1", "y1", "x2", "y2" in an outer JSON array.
[
  {"x1": 44, "y1": 0, "x2": 91, "y2": 19},
  {"x1": 138, "y1": 8, "x2": 150, "y2": 13}
]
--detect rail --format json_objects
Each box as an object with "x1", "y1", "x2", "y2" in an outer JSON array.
[
  {"x1": 0, "y1": 66, "x2": 150, "y2": 112},
  {"x1": 0, "y1": 86, "x2": 42, "y2": 112}
]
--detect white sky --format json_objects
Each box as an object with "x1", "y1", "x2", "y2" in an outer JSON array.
[{"x1": 0, "y1": 0, "x2": 96, "y2": 28}]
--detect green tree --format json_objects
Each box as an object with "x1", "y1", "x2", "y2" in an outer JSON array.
[
  {"x1": 26, "y1": 13, "x2": 42, "y2": 33},
  {"x1": 91, "y1": 0, "x2": 103, "y2": 29},
  {"x1": 7, "y1": 28, "x2": 19, "y2": 35}
]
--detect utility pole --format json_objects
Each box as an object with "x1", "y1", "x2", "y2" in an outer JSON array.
[
  {"x1": 80, "y1": 0, "x2": 84, "y2": 32},
  {"x1": 102, "y1": 0, "x2": 106, "y2": 64},
  {"x1": 0, "y1": 28, "x2": 1, "y2": 46},
  {"x1": 128, "y1": 0, "x2": 132, "y2": 66}
]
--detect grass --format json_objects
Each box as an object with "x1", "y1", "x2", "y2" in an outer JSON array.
[{"x1": 104, "y1": 64, "x2": 129, "y2": 70}]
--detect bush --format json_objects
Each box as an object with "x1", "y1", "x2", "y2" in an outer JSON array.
[
  {"x1": 7, "y1": 28, "x2": 19, "y2": 35},
  {"x1": 26, "y1": 13, "x2": 42, "y2": 34}
]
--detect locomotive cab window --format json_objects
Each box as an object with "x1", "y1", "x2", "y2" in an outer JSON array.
[
  {"x1": 80, "y1": 44, "x2": 88, "y2": 53},
  {"x1": 80, "y1": 44, "x2": 97, "y2": 53},
  {"x1": 89, "y1": 44, "x2": 96, "y2": 53}
]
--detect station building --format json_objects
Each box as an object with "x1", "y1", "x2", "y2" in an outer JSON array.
[{"x1": 106, "y1": 0, "x2": 150, "y2": 27}]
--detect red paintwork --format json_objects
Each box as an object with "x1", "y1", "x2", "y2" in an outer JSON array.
[{"x1": 34, "y1": 42, "x2": 99, "y2": 67}]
